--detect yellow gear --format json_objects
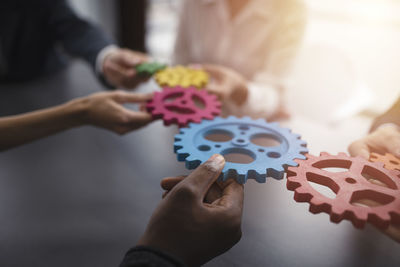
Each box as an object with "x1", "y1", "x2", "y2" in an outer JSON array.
[{"x1": 155, "y1": 65, "x2": 209, "y2": 89}]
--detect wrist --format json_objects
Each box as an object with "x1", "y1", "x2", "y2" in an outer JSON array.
[{"x1": 62, "y1": 97, "x2": 91, "y2": 127}]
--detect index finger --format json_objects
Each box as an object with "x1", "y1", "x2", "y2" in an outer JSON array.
[
  {"x1": 113, "y1": 91, "x2": 154, "y2": 103},
  {"x1": 348, "y1": 139, "x2": 370, "y2": 159},
  {"x1": 114, "y1": 50, "x2": 149, "y2": 68}
]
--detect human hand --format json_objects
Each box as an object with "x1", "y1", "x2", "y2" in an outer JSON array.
[
  {"x1": 103, "y1": 48, "x2": 149, "y2": 88},
  {"x1": 138, "y1": 154, "x2": 244, "y2": 266},
  {"x1": 72, "y1": 91, "x2": 153, "y2": 135},
  {"x1": 348, "y1": 124, "x2": 400, "y2": 242},
  {"x1": 201, "y1": 64, "x2": 248, "y2": 106},
  {"x1": 348, "y1": 124, "x2": 400, "y2": 159}
]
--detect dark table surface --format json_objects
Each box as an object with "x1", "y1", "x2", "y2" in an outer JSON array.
[{"x1": 0, "y1": 62, "x2": 398, "y2": 267}]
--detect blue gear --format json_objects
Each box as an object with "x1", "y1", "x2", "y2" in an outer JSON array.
[{"x1": 174, "y1": 116, "x2": 308, "y2": 184}]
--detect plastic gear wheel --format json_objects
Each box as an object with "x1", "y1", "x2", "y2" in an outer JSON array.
[
  {"x1": 287, "y1": 152, "x2": 400, "y2": 229},
  {"x1": 155, "y1": 65, "x2": 209, "y2": 88},
  {"x1": 370, "y1": 153, "x2": 400, "y2": 171},
  {"x1": 136, "y1": 62, "x2": 167, "y2": 76},
  {"x1": 174, "y1": 116, "x2": 308, "y2": 184},
  {"x1": 146, "y1": 86, "x2": 221, "y2": 127}
]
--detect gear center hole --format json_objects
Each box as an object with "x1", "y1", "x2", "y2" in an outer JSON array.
[
  {"x1": 351, "y1": 190, "x2": 395, "y2": 207},
  {"x1": 361, "y1": 165, "x2": 397, "y2": 189},
  {"x1": 204, "y1": 129, "x2": 233, "y2": 142},
  {"x1": 251, "y1": 134, "x2": 281, "y2": 147},
  {"x1": 221, "y1": 148, "x2": 255, "y2": 164},
  {"x1": 192, "y1": 95, "x2": 206, "y2": 109}
]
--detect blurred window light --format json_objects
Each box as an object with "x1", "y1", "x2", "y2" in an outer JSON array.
[{"x1": 305, "y1": 0, "x2": 400, "y2": 27}]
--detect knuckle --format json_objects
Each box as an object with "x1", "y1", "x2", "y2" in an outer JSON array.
[
  {"x1": 201, "y1": 162, "x2": 219, "y2": 175},
  {"x1": 113, "y1": 90, "x2": 125, "y2": 99}
]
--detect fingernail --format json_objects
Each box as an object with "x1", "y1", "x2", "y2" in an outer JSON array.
[{"x1": 205, "y1": 154, "x2": 225, "y2": 171}]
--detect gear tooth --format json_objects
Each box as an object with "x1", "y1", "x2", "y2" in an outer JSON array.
[
  {"x1": 227, "y1": 115, "x2": 238, "y2": 120},
  {"x1": 267, "y1": 168, "x2": 284, "y2": 179},
  {"x1": 320, "y1": 152, "x2": 330, "y2": 157},
  {"x1": 176, "y1": 151, "x2": 189, "y2": 162},
  {"x1": 255, "y1": 175, "x2": 266, "y2": 183},
  {"x1": 292, "y1": 133, "x2": 301, "y2": 139},
  {"x1": 338, "y1": 152, "x2": 348, "y2": 157},
  {"x1": 287, "y1": 165, "x2": 298, "y2": 174},
  {"x1": 331, "y1": 205, "x2": 345, "y2": 218},
  {"x1": 236, "y1": 174, "x2": 247, "y2": 184},
  {"x1": 298, "y1": 140, "x2": 307, "y2": 146},
  {"x1": 293, "y1": 187, "x2": 312, "y2": 202},
  {"x1": 185, "y1": 159, "x2": 202, "y2": 170},
  {"x1": 304, "y1": 153, "x2": 315, "y2": 160},
  {"x1": 173, "y1": 144, "x2": 183, "y2": 153},
  {"x1": 353, "y1": 210, "x2": 368, "y2": 222},
  {"x1": 286, "y1": 160, "x2": 298, "y2": 167},
  {"x1": 294, "y1": 153, "x2": 307, "y2": 160}
]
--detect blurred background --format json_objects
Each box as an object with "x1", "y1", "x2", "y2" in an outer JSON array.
[
  {"x1": 68, "y1": 0, "x2": 400, "y2": 154},
  {"x1": 70, "y1": 0, "x2": 400, "y2": 113}
]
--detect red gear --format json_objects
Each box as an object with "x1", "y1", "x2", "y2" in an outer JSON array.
[
  {"x1": 370, "y1": 153, "x2": 400, "y2": 171},
  {"x1": 146, "y1": 86, "x2": 221, "y2": 127},
  {"x1": 286, "y1": 152, "x2": 400, "y2": 229}
]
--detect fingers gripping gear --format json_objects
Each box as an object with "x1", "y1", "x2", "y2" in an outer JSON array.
[
  {"x1": 287, "y1": 152, "x2": 400, "y2": 229},
  {"x1": 146, "y1": 86, "x2": 221, "y2": 127},
  {"x1": 174, "y1": 116, "x2": 308, "y2": 184},
  {"x1": 370, "y1": 153, "x2": 400, "y2": 171}
]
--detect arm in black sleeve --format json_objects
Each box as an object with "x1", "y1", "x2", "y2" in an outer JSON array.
[
  {"x1": 45, "y1": 0, "x2": 115, "y2": 72},
  {"x1": 120, "y1": 246, "x2": 186, "y2": 267}
]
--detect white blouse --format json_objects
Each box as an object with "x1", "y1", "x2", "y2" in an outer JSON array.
[{"x1": 174, "y1": 0, "x2": 307, "y2": 117}]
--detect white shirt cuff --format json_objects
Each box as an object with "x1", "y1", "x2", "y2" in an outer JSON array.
[
  {"x1": 223, "y1": 82, "x2": 279, "y2": 118},
  {"x1": 95, "y1": 45, "x2": 119, "y2": 75}
]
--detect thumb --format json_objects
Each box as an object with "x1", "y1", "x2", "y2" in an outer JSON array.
[
  {"x1": 348, "y1": 139, "x2": 370, "y2": 159},
  {"x1": 178, "y1": 154, "x2": 225, "y2": 198},
  {"x1": 127, "y1": 111, "x2": 153, "y2": 125},
  {"x1": 115, "y1": 51, "x2": 145, "y2": 68}
]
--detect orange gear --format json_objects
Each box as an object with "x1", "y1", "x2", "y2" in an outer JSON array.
[
  {"x1": 370, "y1": 153, "x2": 400, "y2": 171},
  {"x1": 286, "y1": 152, "x2": 400, "y2": 229}
]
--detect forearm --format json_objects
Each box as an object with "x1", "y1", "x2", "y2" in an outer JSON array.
[{"x1": 0, "y1": 99, "x2": 85, "y2": 151}]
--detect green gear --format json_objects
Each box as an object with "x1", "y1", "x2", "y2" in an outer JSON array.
[{"x1": 136, "y1": 62, "x2": 167, "y2": 76}]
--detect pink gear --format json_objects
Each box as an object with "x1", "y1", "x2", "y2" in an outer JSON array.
[
  {"x1": 286, "y1": 152, "x2": 400, "y2": 229},
  {"x1": 146, "y1": 86, "x2": 221, "y2": 127}
]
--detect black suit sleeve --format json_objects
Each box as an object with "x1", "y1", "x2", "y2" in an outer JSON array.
[
  {"x1": 120, "y1": 246, "x2": 186, "y2": 267},
  {"x1": 45, "y1": 0, "x2": 115, "y2": 72}
]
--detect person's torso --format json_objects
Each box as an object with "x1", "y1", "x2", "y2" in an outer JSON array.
[
  {"x1": 0, "y1": 0, "x2": 65, "y2": 82},
  {"x1": 178, "y1": 0, "x2": 305, "y2": 79}
]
